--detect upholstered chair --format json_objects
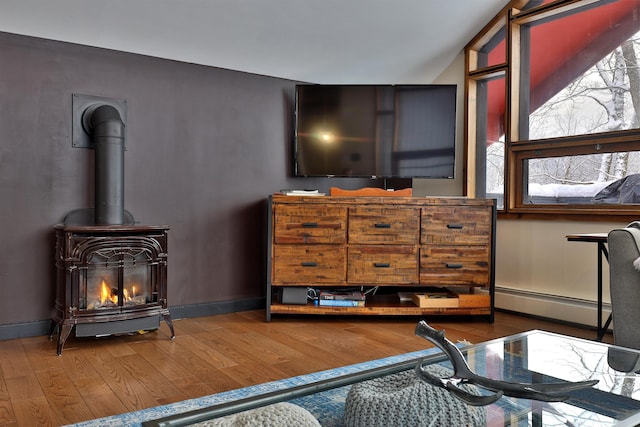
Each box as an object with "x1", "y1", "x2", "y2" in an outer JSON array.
[{"x1": 607, "y1": 222, "x2": 640, "y2": 371}]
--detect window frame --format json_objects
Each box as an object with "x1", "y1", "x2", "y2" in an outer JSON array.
[{"x1": 465, "y1": 0, "x2": 640, "y2": 221}]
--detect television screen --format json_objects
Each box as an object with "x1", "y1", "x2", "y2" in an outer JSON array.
[{"x1": 294, "y1": 84, "x2": 457, "y2": 179}]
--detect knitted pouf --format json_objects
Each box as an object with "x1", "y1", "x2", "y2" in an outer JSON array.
[
  {"x1": 344, "y1": 365, "x2": 486, "y2": 427},
  {"x1": 191, "y1": 402, "x2": 321, "y2": 427}
]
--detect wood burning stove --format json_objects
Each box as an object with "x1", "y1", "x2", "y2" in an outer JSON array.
[
  {"x1": 50, "y1": 224, "x2": 174, "y2": 355},
  {"x1": 50, "y1": 96, "x2": 174, "y2": 355}
]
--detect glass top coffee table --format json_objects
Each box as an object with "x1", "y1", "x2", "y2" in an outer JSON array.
[{"x1": 143, "y1": 330, "x2": 640, "y2": 426}]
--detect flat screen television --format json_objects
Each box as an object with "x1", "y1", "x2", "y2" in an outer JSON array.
[{"x1": 294, "y1": 84, "x2": 457, "y2": 179}]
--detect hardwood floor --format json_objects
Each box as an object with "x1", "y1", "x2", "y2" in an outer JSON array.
[{"x1": 0, "y1": 310, "x2": 612, "y2": 426}]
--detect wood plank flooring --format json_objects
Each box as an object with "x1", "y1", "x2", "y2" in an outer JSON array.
[{"x1": 0, "y1": 310, "x2": 612, "y2": 426}]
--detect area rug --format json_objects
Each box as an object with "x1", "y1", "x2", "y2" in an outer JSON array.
[{"x1": 64, "y1": 347, "x2": 443, "y2": 427}]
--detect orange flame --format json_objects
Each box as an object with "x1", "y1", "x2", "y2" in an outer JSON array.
[
  {"x1": 100, "y1": 279, "x2": 118, "y2": 305},
  {"x1": 96, "y1": 280, "x2": 142, "y2": 307},
  {"x1": 100, "y1": 280, "x2": 111, "y2": 304}
]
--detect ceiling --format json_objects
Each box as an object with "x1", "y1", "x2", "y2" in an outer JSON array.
[{"x1": 1, "y1": 0, "x2": 508, "y2": 84}]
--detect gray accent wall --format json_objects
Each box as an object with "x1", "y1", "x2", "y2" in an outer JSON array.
[{"x1": 0, "y1": 31, "x2": 372, "y2": 334}]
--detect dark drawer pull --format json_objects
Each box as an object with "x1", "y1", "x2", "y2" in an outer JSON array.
[
  {"x1": 374, "y1": 262, "x2": 390, "y2": 268},
  {"x1": 302, "y1": 222, "x2": 318, "y2": 228},
  {"x1": 374, "y1": 223, "x2": 391, "y2": 228},
  {"x1": 301, "y1": 262, "x2": 318, "y2": 267},
  {"x1": 446, "y1": 263, "x2": 463, "y2": 269},
  {"x1": 447, "y1": 224, "x2": 464, "y2": 229}
]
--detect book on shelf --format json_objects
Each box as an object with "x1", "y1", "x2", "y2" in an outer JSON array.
[
  {"x1": 319, "y1": 290, "x2": 366, "y2": 301},
  {"x1": 316, "y1": 299, "x2": 365, "y2": 307},
  {"x1": 280, "y1": 189, "x2": 326, "y2": 196}
]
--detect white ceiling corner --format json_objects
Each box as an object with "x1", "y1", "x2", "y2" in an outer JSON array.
[{"x1": 0, "y1": 0, "x2": 509, "y2": 83}]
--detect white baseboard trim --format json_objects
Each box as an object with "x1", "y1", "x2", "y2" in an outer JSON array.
[{"x1": 495, "y1": 286, "x2": 611, "y2": 329}]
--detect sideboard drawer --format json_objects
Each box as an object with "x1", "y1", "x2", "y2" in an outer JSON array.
[
  {"x1": 267, "y1": 195, "x2": 495, "y2": 322},
  {"x1": 273, "y1": 245, "x2": 346, "y2": 284},
  {"x1": 419, "y1": 245, "x2": 489, "y2": 285},
  {"x1": 274, "y1": 205, "x2": 347, "y2": 244},
  {"x1": 349, "y1": 207, "x2": 419, "y2": 244},
  {"x1": 421, "y1": 206, "x2": 491, "y2": 245},
  {"x1": 348, "y1": 245, "x2": 418, "y2": 284}
]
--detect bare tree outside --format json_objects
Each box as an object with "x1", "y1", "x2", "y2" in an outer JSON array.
[{"x1": 491, "y1": 31, "x2": 640, "y2": 202}]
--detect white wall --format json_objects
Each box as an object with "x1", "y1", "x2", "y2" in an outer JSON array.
[
  {"x1": 495, "y1": 219, "x2": 626, "y2": 327},
  {"x1": 415, "y1": 51, "x2": 628, "y2": 328},
  {"x1": 413, "y1": 51, "x2": 466, "y2": 197}
]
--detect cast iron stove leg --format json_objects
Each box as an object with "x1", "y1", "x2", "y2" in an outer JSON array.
[{"x1": 162, "y1": 312, "x2": 176, "y2": 339}]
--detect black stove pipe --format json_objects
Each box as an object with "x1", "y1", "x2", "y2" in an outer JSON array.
[{"x1": 83, "y1": 104, "x2": 126, "y2": 225}]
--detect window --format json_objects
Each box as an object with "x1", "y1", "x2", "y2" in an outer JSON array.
[
  {"x1": 472, "y1": 74, "x2": 507, "y2": 209},
  {"x1": 467, "y1": 0, "x2": 640, "y2": 217}
]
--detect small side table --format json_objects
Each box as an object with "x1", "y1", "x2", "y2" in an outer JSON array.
[{"x1": 566, "y1": 233, "x2": 611, "y2": 341}]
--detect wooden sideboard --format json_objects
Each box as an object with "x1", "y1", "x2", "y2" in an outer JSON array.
[{"x1": 266, "y1": 195, "x2": 496, "y2": 322}]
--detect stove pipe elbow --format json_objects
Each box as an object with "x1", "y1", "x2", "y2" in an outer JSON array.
[{"x1": 83, "y1": 104, "x2": 126, "y2": 225}]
